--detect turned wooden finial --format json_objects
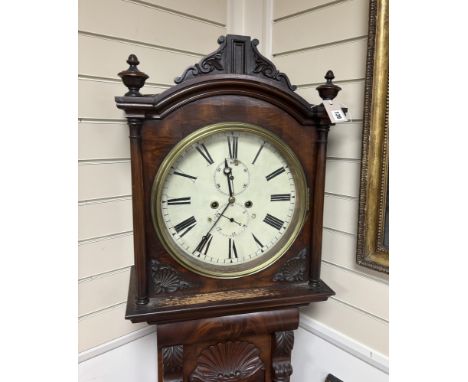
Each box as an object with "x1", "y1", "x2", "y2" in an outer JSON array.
[
  {"x1": 316, "y1": 70, "x2": 341, "y2": 100},
  {"x1": 118, "y1": 54, "x2": 149, "y2": 96}
]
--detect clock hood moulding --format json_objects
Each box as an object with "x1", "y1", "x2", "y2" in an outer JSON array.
[{"x1": 116, "y1": 34, "x2": 341, "y2": 125}]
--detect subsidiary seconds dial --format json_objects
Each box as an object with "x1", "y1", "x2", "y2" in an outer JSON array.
[{"x1": 152, "y1": 123, "x2": 308, "y2": 278}]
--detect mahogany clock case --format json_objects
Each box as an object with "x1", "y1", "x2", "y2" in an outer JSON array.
[{"x1": 116, "y1": 35, "x2": 339, "y2": 325}]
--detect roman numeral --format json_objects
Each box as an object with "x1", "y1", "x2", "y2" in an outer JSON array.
[
  {"x1": 193, "y1": 233, "x2": 213, "y2": 255},
  {"x1": 174, "y1": 216, "x2": 196, "y2": 234},
  {"x1": 263, "y1": 213, "x2": 284, "y2": 230},
  {"x1": 251, "y1": 142, "x2": 265, "y2": 165},
  {"x1": 196, "y1": 143, "x2": 214, "y2": 165},
  {"x1": 166, "y1": 197, "x2": 191, "y2": 205},
  {"x1": 252, "y1": 233, "x2": 264, "y2": 249},
  {"x1": 173, "y1": 170, "x2": 197, "y2": 181},
  {"x1": 266, "y1": 167, "x2": 285, "y2": 181},
  {"x1": 228, "y1": 238, "x2": 238, "y2": 261},
  {"x1": 270, "y1": 194, "x2": 291, "y2": 202},
  {"x1": 227, "y1": 135, "x2": 238, "y2": 160}
]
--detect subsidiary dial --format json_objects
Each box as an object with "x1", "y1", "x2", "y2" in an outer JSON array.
[
  {"x1": 213, "y1": 159, "x2": 250, "y2": 196},
  {"x1": 214, "y1": 203, "x2": 250, "y2": 238}
]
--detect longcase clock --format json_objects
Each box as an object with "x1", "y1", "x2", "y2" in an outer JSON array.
[{"x1": 115, "y1": 34, "x2": 342, "y2": 382}]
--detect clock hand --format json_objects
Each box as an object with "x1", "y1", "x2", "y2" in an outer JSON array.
[
  {"x1": 220, "y1": 214, "x2": 242, "y2": 226},
  {"x1": 224, "y1": 159, "x2": 234, "y2": 197},
  {"x1": 193, "y1": 203, "x2": 230, "y2": 254},
  {"x1": 207, "y1": 203, "x2": 230, "y2": 235}
]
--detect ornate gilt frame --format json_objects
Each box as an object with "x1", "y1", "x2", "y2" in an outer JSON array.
[{"x1": 356, "y1": 0, "x2": 389, "y2": 273}]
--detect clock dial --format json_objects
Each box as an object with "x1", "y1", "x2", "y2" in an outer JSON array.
[{"x1": 152, "y1": 123, "x2": 307, "y2": 278}]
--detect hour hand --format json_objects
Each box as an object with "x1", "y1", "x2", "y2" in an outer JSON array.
[{"x1": 223, "y1": 159, "x2": 234, "y2": 197}]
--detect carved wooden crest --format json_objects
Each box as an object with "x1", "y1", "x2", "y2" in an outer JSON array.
[
  {"x1": 175, "y1": 34, "x2": 297, "y2": 92},
  {"x1": 190, "y1": 341, "x2": 264, "y2": 382}
]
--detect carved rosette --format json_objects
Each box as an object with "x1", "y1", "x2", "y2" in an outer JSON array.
[
  {"x1": 251, "y1": 39, "x2": 297, "y2": 91},
  {"x1": 190, "y1": 341, "x2": 264, "y2": 382},
  {"x1": 162, "y1": 345, "x2": 183, "y2": 382},
  {"x1": 272, "y1": 331, "x2": 294, "y2": 382},
  {"x1": 273, "y1": 248, "x2": 307, "y2": 282},
  {"x1": 151, "y1": 259, "x2": 192, "y2": 294},
  {"x1": 175, "y1": 36, "x2": 226, "y2": 84}
]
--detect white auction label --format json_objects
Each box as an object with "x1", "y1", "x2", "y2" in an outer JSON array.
[{"x1": 323, "y1": 100, "x2": 348, "y2": 123}]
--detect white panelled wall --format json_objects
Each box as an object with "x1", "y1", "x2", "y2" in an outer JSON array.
[
  {"x1": 79, "y1": 1, "x2": 389, "y2": 381},
  {"x1": 272, "y1": 0, "x2": 389, "y2": 358},
  {"x1": 78, "y1": 0, "x2": 227, "y2": 352}
]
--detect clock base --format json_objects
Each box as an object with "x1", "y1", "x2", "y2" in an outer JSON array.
[
  {"x1": 156, "y1": 308, "x2": 299, "y2": 382},
  {"x1": 125, "y1": 266, "x2": 335, "y2": 324}
]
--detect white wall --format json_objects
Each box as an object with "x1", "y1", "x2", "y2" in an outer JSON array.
[
  {"x1": 272, "y1": 0, "x2": 389, "y2": 356},
  {"x1": 78, "y1": 0, "x2": 227, "y2": 353}
]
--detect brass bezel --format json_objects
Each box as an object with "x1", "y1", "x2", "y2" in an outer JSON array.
[{"x1": 151, "y1": 122, "x2": 308, "y2": 279}]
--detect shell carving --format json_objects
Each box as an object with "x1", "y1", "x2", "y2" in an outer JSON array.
[
  {"x1": 151, "y1": 259, "x2": 191, "y2": 294},
  {"x1": 190, "y1": 341, "x2": 264, "y2": 382},
  {"x1": 273, "y1": 248, "x2": 307, "y2": 282}
]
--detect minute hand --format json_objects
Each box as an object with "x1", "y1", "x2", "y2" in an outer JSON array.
[
  {"x1": 193, "y1": 203, "x2": 230, "y2": 254},
  {"x1": 207, "y1": 203, "x2": 230, "y2": 236}
]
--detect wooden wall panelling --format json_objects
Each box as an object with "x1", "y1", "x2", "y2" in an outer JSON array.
[
  {"x1": 321, "y1": 263, "x2": 388, "y2": 320},
  {"x1": 78, "y1": 161, "x2": 131, "y2": 201},
  {"x1": 79, "y1": 268, "x2": 131, "y2": 316},
  {"x1": 79, "y1": 303, "x2": 147, "y2": 352},
  {"x1": 141, "y1": 0, "x2": 227, "y2": 25},
  {"x1": 322, "y1": 229, "x2": 389, "y2": 284},
  {"x1": 78, "y1": 0, "x2": 225, "y2": 54},
  {"x1": 79, "y1": 34, "x2": 202, "y2": 85},
  {"x1": 78, "y1": 122, "x2": 130, "y2": 161},
  {"x1": 301, "y1": 298, "x2": 388, "y2": 355},
  {"x1": 272, "y1": 0, "x2": 370, "y2": 54},
  {"x1": 273, "y1": 38, "x2": 367, "y2": 85},
  {"x1": 323, "y1": 195, "x2": 358, "y2": 234},
  {"x1": 325, "y1": 159, "x2": 360, "y2": 197},
  {"x1": 78, "y1": 198, "x2": 133, "y2": 241},
  {"x1": 273, "y1": 0, "x2": 339, "y2": 20},
  {"x1": 78, "y1": 0, "x2": 229, "y2": 355},
  {"x1": 322, "y1": 229, "x2": 357, "y2": 269},
  {"x1": 79, "y1": 233, "x2": 134, "y2": 279},
  {"x1": 326, "y1": 122, "x2": 363, "y2": 159}
]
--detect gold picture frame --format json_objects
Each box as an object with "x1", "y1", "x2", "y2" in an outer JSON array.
[{"x1": 356, "y1": 0, "x2": 389, "y2": 273}]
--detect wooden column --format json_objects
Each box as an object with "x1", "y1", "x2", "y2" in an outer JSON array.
[
  {"x1": 128, "y1": 117, "x2": 149, "y2": 304},
  {"x1": 309, "y1": 123, "x2": 330, "y2": 286},
  {"x1": 118, "y1": 54, "x2": 150, "y2": 304},
  {"x1": 310, "y1": 70, "x2": 341, "y2": 286}
]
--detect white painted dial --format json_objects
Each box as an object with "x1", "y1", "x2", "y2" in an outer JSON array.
[{"x1": 152, "y1": 123, "x2": 307, "y2": 278}]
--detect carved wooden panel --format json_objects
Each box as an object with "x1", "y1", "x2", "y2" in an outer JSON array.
[
  {"x1": 151, "y1": 259, "x2": 194, "y2": 294},
  {"x1": 272, "y1": 331, "x2": 294, "y2": 382},
  {"x1": 162, "y1": 345, "x2": 183, "y2": 382},
  {"x1": 272, "y1": 248, "x2": 307, "y2": 282},
  {"x1": 190, "y1": 341, "x2": 264, "y2": 382},
  {"x1": 174, "y1": 35, "x2": 296, "y2": 92}
]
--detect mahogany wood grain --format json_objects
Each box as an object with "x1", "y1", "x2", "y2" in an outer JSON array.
[{"x1": 115, "y1": 34, "x2": 343, "y2": 382}]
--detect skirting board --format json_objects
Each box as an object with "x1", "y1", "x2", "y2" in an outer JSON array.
[
  {"x1": 299, "y1": 313, "x2": 389, "y2": 374},
  {"x1": 78, "y1": 325, "x2": 156, "y2": 363}
]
